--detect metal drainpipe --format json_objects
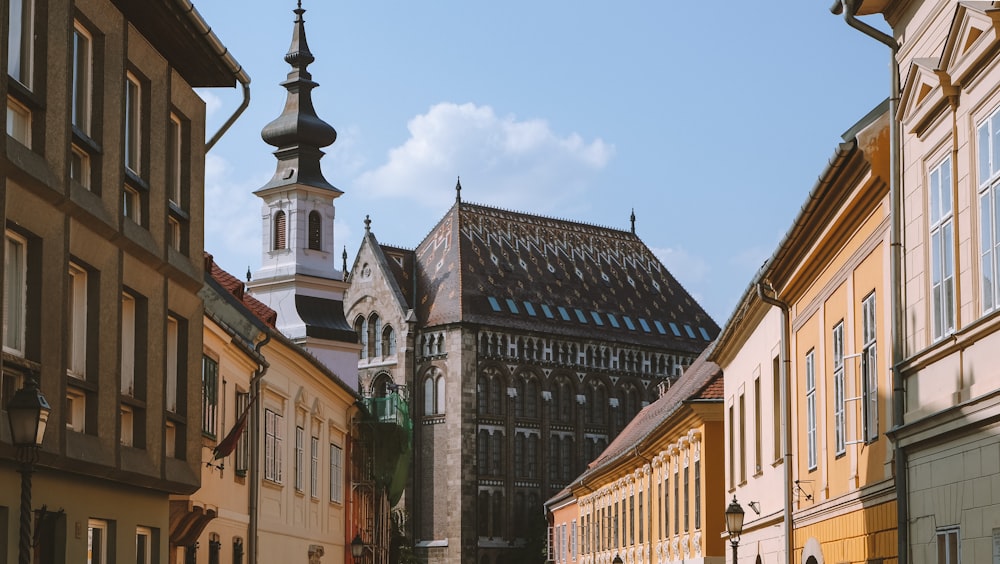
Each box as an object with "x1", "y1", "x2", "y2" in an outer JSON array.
[
  {"x1": 756, "y1": 282, "x2": 792, "y2": 564},
  {"x1": 248, "y1": 332, "x2": 271, "y2": 564},
  {"x1": 174, "y1": 0, "x2": 252, "y2": 152},
  {"x1": 830, "y1": 1, "x2": 906, "y2": 562}
]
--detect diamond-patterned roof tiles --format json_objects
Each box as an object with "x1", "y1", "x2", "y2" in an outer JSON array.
[{"x1": 414, "y1": 202, "x2": 718, "y2": 351}]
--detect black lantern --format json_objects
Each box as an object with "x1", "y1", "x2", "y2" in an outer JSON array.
[
  {"x1": 7, "y1": 377, "x2": 50, "y2": 564},
  {"x1": 725, "y1": 496, "x2": 745, "y2": 564},
  {"x1": 7, "y1": 377, "x2": 50, "y2": 450},
  {"x1": 612, "y1": 556, "x2": 623, "y2": 564},
  {"x1": 351, "y1": 533, "x2": 365, "y2": 559}
]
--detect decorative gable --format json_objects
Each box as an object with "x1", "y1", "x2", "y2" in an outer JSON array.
[
  {"x1": 898, "y1": 58, "x2": 955, "y2": 137},
  {"x1": 940, "y1": 3, "x2": 1000, "y2": 88}
]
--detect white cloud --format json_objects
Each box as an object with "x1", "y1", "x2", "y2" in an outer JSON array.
[
  {"x1": 354, "y1": 102, "x2": 613, "y2": 213},
  {"x1": 203, "y1": 153, "x2": 269, "y2": 277},
  {"x1": 650, "y1": 246, "x2": 710, "y2": 288}
]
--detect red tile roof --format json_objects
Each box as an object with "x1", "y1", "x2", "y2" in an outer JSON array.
[
  {"x1": 204, "y1": 253, "x2": 277, "y2": 328},
  {"x1": 576, "y1": 342, "x2": 722, "y2": 479}
]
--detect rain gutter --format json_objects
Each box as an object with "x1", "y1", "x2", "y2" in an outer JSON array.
[
  {"x1": 174, "y1": 0, "x2": 252, "y2": 151},
  {"x1": 830, "y1": 2, "x2": 906, "y2": 562}
]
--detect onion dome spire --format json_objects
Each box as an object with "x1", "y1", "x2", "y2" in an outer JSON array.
[{"x1": 257, "y1": 1, "x2": 340, "y2": 194}]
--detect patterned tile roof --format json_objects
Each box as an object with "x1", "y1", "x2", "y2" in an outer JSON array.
[
  {"x1": 204, "y1": 253, "x2": 277, "y2": 328},
  {"x1": 413, "y1": 201, "x2": 718, "y2": 351},
  {"x1": 378, "y1": 243, "x2": 416, "y2": 308},
  {"x1": 575, "y1": 342, "x2": 722, "y2": 479}
]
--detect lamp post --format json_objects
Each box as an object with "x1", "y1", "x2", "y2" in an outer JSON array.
[
  {"x1": 725, "y1": 496, "x2": 745, "y2": 564},
  {"x1": 7, "y1": 377, "x2": 51, "y2": 564},
  {"x1": 350, "y1": 533, "x2": 365, "y2": 562}
]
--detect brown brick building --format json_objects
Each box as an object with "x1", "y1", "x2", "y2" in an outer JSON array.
[{"x1": 344, "y1": 191, "x2": 718, "y2": 564}]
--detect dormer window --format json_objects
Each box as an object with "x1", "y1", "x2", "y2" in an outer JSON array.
[
  {"x1": 308, "y1": 210, "x2": 321, "y2": 250},
  {"x1": 273, "y1": 210, "x2": 287, "y2": 250}
]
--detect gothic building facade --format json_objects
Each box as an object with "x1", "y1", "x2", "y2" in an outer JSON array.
[{"x1": 344, "y1": 191, "x2": 719, "y2": 564}]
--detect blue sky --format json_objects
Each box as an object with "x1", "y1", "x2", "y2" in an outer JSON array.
[{"x1": 195, "y1": 1, "x2": 891, "y2": 325}]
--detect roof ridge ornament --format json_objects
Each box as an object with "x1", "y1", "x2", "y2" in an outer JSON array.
[
  {"x1": 455, "y1": 176, "x2": 462, "y2": 202},
  {"x1": 630, "y1": 208, "x2": 636, "y2": 234}
]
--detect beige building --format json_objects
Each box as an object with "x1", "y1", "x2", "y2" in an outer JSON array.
[
  {"x1": 0, "y1": 0, "x2": 246, "y2": 562},
  {"x1": 176, "y1": 255, "x2": 359, "y2": 564},
  {"x1": 844, "y1": 1, "x2": 1000, "y2": 562},
  {"x1": 712, "y1": 102, "x2": 896, "y2": 564}
]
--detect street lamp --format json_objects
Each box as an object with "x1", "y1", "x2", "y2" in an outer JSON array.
[
  {"x1": 7, "y1": 377, "x2": 51, "y2": 564},
  {"x1": 725, "y1": 496, "x2": 745, "y2": 564},
  {"x1": 350, "y1": 533, "x2": 365, "y2": 561}
]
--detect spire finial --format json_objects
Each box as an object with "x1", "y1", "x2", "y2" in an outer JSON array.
[
  {"x1": 630, "y1": 208, "x2": 636, "y2": 234},
  {"x1": 455, "y1": 176, "x2": 462, "y2": 202},
  {"x1": 364, "y1": 215, "x2": 371, "y2": 232},
  {"x1": 258, "y1": 0, "x2": 339, "y2": 193},
  {"x1": 246, "y1": 266, "x2": 252, "y2": 282},
  {"x1": 342, "y1": 246, "x2": 348, "y2": 280}
]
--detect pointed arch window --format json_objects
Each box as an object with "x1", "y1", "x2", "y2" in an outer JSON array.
[
  {"x1": 369, "y1": 313, "x2": 381, "y2": 357},
  {"x1": 273, "y1": 210, "x2": 287, "y2": 250},
  {"x1": 354, "y1": 316, "x2": 367, "y2": 359},
  {"x1": 382, "y1": 325, "x2": 396, "y2": 356},
  {"x1": 308, "y1": 210, "x2": 322, "y2": 251}
]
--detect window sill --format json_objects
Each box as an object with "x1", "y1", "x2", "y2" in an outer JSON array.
[
  {"x1": 124, "y1": 168, "x2": 150, "y2": 192},
  {"x1": 72, "y1": 126, "x2": 102, "y2": 154}
]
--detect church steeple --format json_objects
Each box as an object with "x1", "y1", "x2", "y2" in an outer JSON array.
[
  {"x1": 252, "y1": 1, "x2": 344, "y2": 281},
  {"x1": 258, "y1": 1, "x2": 339, "y2": 193}
]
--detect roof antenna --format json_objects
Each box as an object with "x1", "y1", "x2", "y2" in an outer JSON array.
[
  {"x1": 630, "y1": 208, "x2": 636, "y2": 234},
  {"x1": 455, "y1": 176, "x2": 462, "y2": 203}
]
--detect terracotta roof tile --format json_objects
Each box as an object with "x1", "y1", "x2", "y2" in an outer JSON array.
[
  {"x1": 204, "y1": 253, "x2": 278, "y2": 327},
  {"x1": 578, "y1": 342, "x2": 722, "y2": 478}
]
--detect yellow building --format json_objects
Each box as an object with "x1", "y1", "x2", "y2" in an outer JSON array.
[
  {"x1": 558, "y1": 346, "x2": 725, "y2": 564},
  {"x1": 0, "y1": 0, "x2": 245, "y2": 562},
  {"x1": 714, "y1": 102, "x2": 896, "y2": 564},
  {"x1": 842, "y1": 1, "x2": 1000, "y2": 562}
]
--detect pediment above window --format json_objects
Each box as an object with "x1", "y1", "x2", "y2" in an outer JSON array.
[
  {"x1": 898, "y1": 58, "x2": 955, "y2": 136},
  {"x1": 940, "y1": 3, "x2": 1000, "y2": 87}
]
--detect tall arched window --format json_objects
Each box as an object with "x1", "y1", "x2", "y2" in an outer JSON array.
[
  {"x1": 491, "y1": 491, "x2": 504, "y2": 538},
  {"x1": 436, "y1": 374, "x2": 446, "y2": 414},
  {"x1": 383, "y1": 325, "x2": 396, "y2": 355},
  {"x1": 525, "y1": 378, "x2": 539, "y2": 419},
  {"x1": 273, "y1": 210, "x2": 286, "y2": 250},
  {"x1": 307, "y1": 210, "x2": 321, "y2": 250},
  {"x1": 424, "y1": 377, "x2": 435, "y2": 415},
  {"x1": 355, "y1": 316, "x2": 367, "y2": 360},
  {"x1": 369, "y1": 313, "x2": 381, "y2": 357},
  {"x1": 593, "y1": 382, "x2": 607, "y2": 425}
]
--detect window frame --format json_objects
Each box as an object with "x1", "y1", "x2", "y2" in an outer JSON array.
[
  {"x1": 833, "y1": 321, "x2": 846, "y2": 456},
  {"x1": 294, "y1": 425, "x2": 305, "y2": 492},
  {"x1": 862, "y1": 292, "x2": 879, "y2": 443},
  {"x1": 929, "y1": 155, "x2": 956, "y2": 340},
  {"x1": 330, "y1": 442, "x2": 343, "y2": 503},
  {"x1": 4, "y1": 230, "x2": 27, "y2": 356},
  {"x1": 264, "y1": 408, "x2": 284, "y2": 483},
  {"x1": 936, "y1": 527, "x2": 960, "y2": 564},
  {"x1": 72, "y1": 21, "x2": 93, "y2": 135},
  {"x1": 87, "y1": 519, "x2": 108, "y2": 564},
  {"x1": 979, "y1": 106, "x2": 1000, "y2": 315},
  {"x1": 310, "y1": 434, "x2": 320, "y2": 498},
  {"x1": 136, "y1": 526, "x2": 152, "y2": 564},
  {"x1": 124, "y1": 71, "x2": 142, "y2": 175},
  {"x1": 201, "y1": 355, "x2": 218, "y2": 438},
  {"x1": 67, "y1": 262, "x2": 89, "y2": 379},
  {"x1": 806, "y1": 349, "x2": 817, "y2": 471}
]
